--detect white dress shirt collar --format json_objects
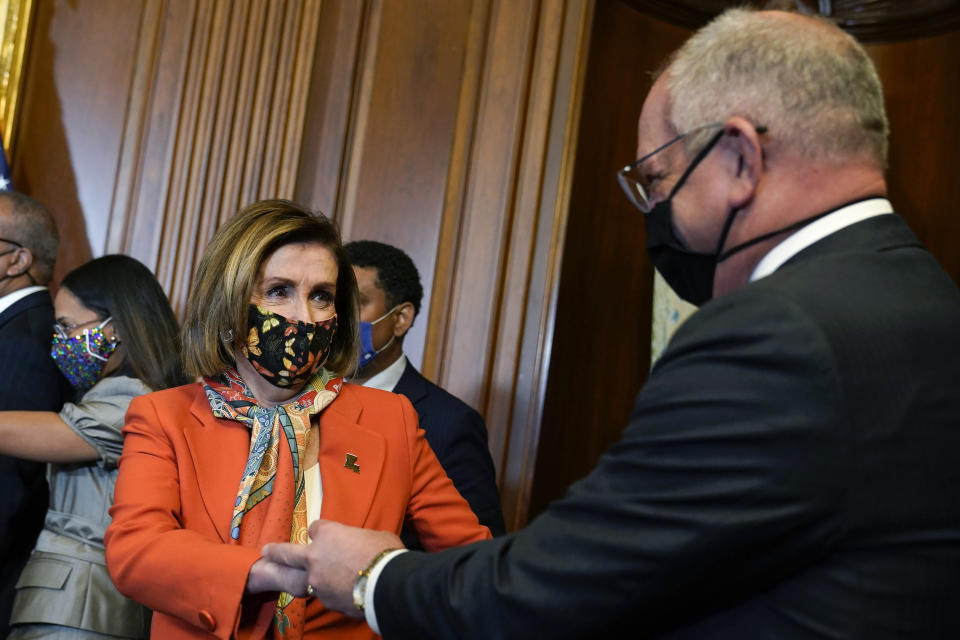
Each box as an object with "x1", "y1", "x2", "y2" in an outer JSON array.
[
  {"x1": 357, "y1": 353, "x2": 408, "y2": 392},
  {"x1": 0, "y1": 285, "x2": 47, "y2": 317},
  {"x1": 750, "y1": 197, "x2": 893, "y2": 282}
]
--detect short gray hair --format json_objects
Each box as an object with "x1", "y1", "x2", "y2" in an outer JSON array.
[
  {"x1": 0, "y1": 191, "x2": 59, "y2": 283},
  {"x1": 665, "y1": 8, "x2": 888, "y2": 168}
]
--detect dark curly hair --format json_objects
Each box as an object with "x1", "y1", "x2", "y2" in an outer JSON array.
[{"x1": 344, "y1": 240, "x2": 423, "y2": 319}]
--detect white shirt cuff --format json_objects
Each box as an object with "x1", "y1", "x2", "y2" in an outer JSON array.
[{"x1": 364, "y1": 548, "x2": 408, "y2": 634}]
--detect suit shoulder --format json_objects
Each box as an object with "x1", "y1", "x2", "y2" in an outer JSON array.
[
  {"x1": 130, "y1": 382, "x2": 204, "y2": 412},
  {"x1": 394, "y1": 364, "x2": 481, "y2": 418},
  {"x1": 339, "y1": 382, "x2": 413, "y2": 420},
  {"x1": 416, "y1": 378, "x2": 481, "y2": 420},
  {"x1": 340, "y1": 381, "x2": 406, "y2": 405}
]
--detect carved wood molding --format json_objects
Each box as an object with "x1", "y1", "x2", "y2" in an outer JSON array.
[
  {"x1": 107, "y1": 0, "x2": 324, "y2": 315},
  {"x1": 622, "y1": 0, "x2": 960, "y2": 41},
  {"x1": 424, "y1": 0, "x2": 595, "y2": 529}
]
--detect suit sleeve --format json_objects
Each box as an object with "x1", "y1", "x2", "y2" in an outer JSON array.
[
  {"x1": 104, "y1": 394, "x2": 261, "y2": 640},
  {"x1": 399, "y1": 395, "x2": 493, "y2": 551},
  {"x1": 0, "y1": 334, "x2": 62, "y2": 411},
  {"x1": 427, "y1": 405, "x2": 506, "y2": 537},
  {"x1": 0, "y1": 334, "x2": 60, "y2": 551},
  {"x1": 374, "y1": 293, "x2": 848, "y2": 639}
]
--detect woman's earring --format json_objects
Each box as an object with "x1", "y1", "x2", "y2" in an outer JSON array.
[{"x1": 220, "y1": 329, "x2": 234, "y2": 342}]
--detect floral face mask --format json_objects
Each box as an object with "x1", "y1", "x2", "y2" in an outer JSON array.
[{"x1": 241, "y1": 304, "x2": 337, "y2": 388}]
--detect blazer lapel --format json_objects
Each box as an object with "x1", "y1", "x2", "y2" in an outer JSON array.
[
  {"x1": 316, "y1": 388, "x2": 385, "y2": 528},
  {"x1": 183, "y1": 387, "x2": 251, "y2": 543}
]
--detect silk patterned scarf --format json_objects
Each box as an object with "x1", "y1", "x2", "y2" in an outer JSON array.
[{"x1": 203, "y1": 367, "x2": 342, "y2": 638}]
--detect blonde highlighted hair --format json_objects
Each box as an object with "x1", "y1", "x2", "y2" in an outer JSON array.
[{"x1": 181, "y1": 199, "x2": 359, "y2": 378}]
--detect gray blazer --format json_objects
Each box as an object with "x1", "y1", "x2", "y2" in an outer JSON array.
[{"x1": 11, "y1": 376, "x2": 152, "y2": 638}]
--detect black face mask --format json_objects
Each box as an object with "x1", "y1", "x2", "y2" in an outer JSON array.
[{"x1": 643, "y1": 131, "x2": 828, "y2": 306}]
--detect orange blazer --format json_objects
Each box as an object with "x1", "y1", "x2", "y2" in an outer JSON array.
[{"x1": 104, "y1": 381, "x2": 491, "y2": 640}]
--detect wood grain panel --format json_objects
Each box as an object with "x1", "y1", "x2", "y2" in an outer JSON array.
[
  {"x1": 294, "y1": 0, "x2": 598, "y2": 528},
  {"x1": 14, "y1": 0, "x2": 145, "y2": 283},
  {"x1": 492, "y1": 0, "x2": 594, "y2": 530},
  {"x1": 434, "y1": 0, "x2": 541, "y2": 406},
  {"x1": 105, "y1": 0, "x2": 323, "y2": 314},
  {"x1": 294, "y1": 0, "x2": 367, "y2": 218},
  {"x1": 157, "y1": 0, "x2": 219, "y2": 311},
  {"x1": 421, "y1": 0, "x2": 491, "y2": 381},
  {"x1": 111, "y1": 0, "x2": 195, "y2": 269},
  {"x1": 218, "y1": 0, "x2": 268, "y2": 226},
  {"x1": 335, "y1": 0, "x2": 475, "y2": 369},
  {"x1": 866, "y1": 30, "x2": 960, "y2": 284},
  {"x1": 529, "y1": 3, "x2": 690, "y2": 519},
  {"x1": 105, "y1": 0, "x2": 164, "y2": 257}
]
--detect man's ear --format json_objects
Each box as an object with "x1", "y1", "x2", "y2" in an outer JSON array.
[
  {"x1": 392, "y1": 302, "x2": 416, "y2": 338},
  {"x1": 5, "y1": 246, "x2": 34, "y2": 278},
  {"x1": 721, "y1": 116, "x2": 764, "y2": 209}
]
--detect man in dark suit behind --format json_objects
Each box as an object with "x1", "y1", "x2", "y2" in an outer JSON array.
[
  {"x1": 266, "y1": 9, "x2": 960, "y2": 638},
  {"x1": 344, "y1": 240, "x2": 505, "y2": 543},
  {"x1": 0, "y1": 191, "x2": 68, "y2": 636}
]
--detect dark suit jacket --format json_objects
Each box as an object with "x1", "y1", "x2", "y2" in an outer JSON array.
[
  {"x1": 0, "y1": 289, "x2": 68, "y2": 637},
  {"x1": 394, "y1": 363, "x2": 505, "y2": 545},
  {"x1": 374, "y1": 214, "x2": 960, "y2": 639}
]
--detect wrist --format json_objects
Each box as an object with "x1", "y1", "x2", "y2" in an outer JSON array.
[{"x1": 352, "y1": 548, "x2": 400, "y2": 612}]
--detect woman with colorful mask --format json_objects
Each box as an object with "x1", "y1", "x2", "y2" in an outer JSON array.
[
  {"x1": 104, "y1": 200, "x2": 491, "y2": 640},
  {"x1": 1, "y1": 254, "x2": 186, "y2": 639}
]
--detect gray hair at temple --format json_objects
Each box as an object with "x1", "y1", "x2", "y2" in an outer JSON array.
[
  {"x1": 664, "y1": 8, "x2": 889, "y2": 169},
  {"x1": 0, "y1": 190, "x2": 59, "y2": 284}
]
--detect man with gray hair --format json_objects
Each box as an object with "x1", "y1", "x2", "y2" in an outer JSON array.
[
  {"x1": 262, "y1": 9, "x2": 960, "y2": 638},
  {"x1": 0, "y1": 190, "x2": 68, "y2": 638}
]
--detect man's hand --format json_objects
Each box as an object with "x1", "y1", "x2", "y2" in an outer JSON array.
[
  {"x1": 246, "y1": 557, "x2": 308, "y2": 595},
  {"x1": 263, "y1": 519, "x2": 403, "y2": 616}
]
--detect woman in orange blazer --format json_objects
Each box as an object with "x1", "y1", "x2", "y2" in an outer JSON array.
[{"x1": 104, "y1": 200, "x2": 491, "y2": 640}]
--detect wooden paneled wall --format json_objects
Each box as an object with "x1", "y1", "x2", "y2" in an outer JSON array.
[
  {"x1": 296, "y1": 0, "x2": 597, "y2": 528},
  {"x1": 12, "y1": 0, "x2": 594, "y2": 530},
  {"x1": 867, "y1": 31, "x2": 960, "y2": 281},
  {"x1": 108, "y1": 0, "x2": 324, "y2": 315},
  {"x1": 530, "y1": 2, "x2": 689, "y2": 519}
]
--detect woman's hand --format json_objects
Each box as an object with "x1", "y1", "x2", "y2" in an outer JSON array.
[
  {"x1": 263, "y1": 520, "x2": 403, "y2": 615},
  {"x1": 246, "y1": 557, "x2": 309, "y2": 595}
]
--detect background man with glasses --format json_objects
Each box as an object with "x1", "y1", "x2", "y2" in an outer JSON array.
[
  {"x1": 0, "y1": 190, "x2": 69, "y2": 638},
  {"x1": 262, "y1": 8, "x2": 960, "y2": 638}
]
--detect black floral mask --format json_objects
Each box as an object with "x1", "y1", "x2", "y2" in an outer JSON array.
[{"x1": 241, "y1": 304, "x2": 337, "y2": 388}]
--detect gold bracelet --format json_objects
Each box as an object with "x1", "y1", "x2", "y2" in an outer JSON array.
[{"x1": 352, "y1": 548, "x2": 401, "y2": 612}]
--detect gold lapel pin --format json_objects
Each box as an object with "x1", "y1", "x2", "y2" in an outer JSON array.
[{"x1": 344, "y1": 453, "x2": 360, "y2": 473}]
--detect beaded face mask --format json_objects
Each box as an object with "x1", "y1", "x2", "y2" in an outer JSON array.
[{"x1": 50, "y1": 317, "x2": 118, "y2": 393}]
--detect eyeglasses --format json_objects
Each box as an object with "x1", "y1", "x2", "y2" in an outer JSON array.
[
  {"x1": 54, "y1": 316, "x2": 112, "y2": 340},
  {"x1": 617, "y1": 122, "x2": 767, "y2": 213},
  {"x1": 0, "y1": 237, "x2": 22, "y2": 258},
  {"x1": 616, "y1": 123, "x2": 726, "y2": 214}
]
